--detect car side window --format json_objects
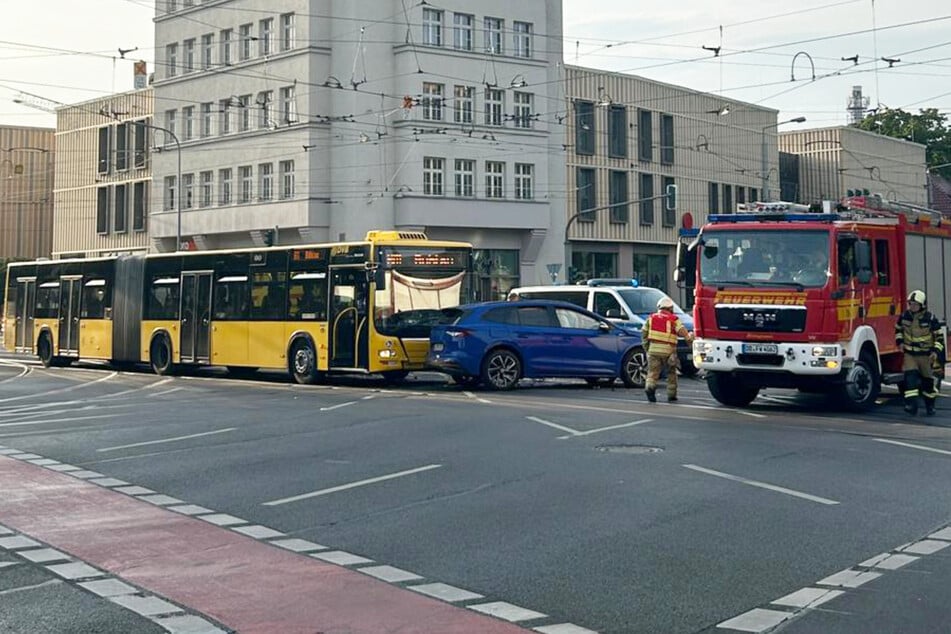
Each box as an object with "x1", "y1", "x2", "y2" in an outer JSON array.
[
  {"x1": 593, "y1": 291, "x2": 624, "y2": 317},
  {"x1": 517, "y1": 306, "x2": 555, "y2": 327},
  {"x1": 555, "y1": 307, "x2": 602, "y2": 330},
  {"x1": 483, "y1": 307, "x2": 518, "y2": 324},
  {"x1": 525, "y1": 290, "x2": 588, "y2": 309}
]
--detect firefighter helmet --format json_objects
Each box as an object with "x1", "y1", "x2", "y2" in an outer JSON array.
[
  {"x1": 908, "y1": 290, "x2": 927, "y2": 305},
  {"x1": 657, "y1": 297, "x2": 675, "y2": 310}
]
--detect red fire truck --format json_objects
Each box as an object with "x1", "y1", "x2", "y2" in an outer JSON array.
[{"x1": 679, "y1": 196, "x2": 951, "y2": 410}]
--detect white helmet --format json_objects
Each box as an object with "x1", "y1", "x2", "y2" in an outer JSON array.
[
  {"x1": 657, "y1": 297, "x2": 674, "y2": 310},
  {"x1": 908, "y1": 290, "x2": 926, "y2": 304}
]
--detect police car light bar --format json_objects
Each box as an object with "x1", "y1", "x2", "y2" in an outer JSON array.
[{"x1": 737, "y1": 201, "x2": 813, "y2": 213}]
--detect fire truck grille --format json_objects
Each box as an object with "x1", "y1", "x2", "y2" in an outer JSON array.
[
  {"x1": 715, "y1": 306, "x2": 806, "y2": 333},
  {"x1": 737, "y1": 354, "x2": 785, "y2": 366}
]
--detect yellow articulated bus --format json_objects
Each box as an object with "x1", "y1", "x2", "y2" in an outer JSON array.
[{"x1": 3, "y1": 231, "x2": 473, "y2": 384}]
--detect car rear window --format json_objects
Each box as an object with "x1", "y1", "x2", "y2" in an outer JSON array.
[{"x1": 519, "y1": 290, "x2": 588, "y2": 309}]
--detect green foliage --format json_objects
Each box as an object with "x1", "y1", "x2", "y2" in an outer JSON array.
[{"x1": 853, "y1": 107, "x2": 951, "y2": 178}]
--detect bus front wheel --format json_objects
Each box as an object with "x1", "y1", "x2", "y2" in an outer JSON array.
[
  {"x1": 290, "y1": 339, "x2": 322, "y2": 385},
  {"x1": 150, "y1": 336, "x2": 174, "y2": 376}
]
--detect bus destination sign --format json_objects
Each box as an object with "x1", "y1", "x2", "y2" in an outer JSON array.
[
  {"x1": 384, "y1": 251, "x2": 465, "y2": 267},
  {"x1": 292, "y1": 249, "x2": 326, "y2": 263}
]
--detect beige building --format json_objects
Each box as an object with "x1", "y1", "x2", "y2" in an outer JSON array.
[
  {"x1": 0, "y1": 126, "x2": 55, "y2": 260},
  {"x1": 564, "y1": 66, "x2": 780, "y2": 294},
  {"x1": 780, "y1": 126, "x2": 927, "y2": 206},
  {"x1": 52, "y1": 88, "x2": 153, "y2": 258}
]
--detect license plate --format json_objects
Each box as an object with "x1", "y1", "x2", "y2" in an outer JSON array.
[
  {"x1": 742, "y1": 343, "x2": 778, "y2": 355},
  {"x1": 432, "y1": 343, "x2": 444, "y2": 352}
]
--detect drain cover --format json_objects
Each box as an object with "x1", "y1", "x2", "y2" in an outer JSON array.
[{"x1": 595, "y1": 444, "x2": 663, "y2": 454}]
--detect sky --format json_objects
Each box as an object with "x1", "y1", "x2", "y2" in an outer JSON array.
[{"x1": 1, "y1": 0, "x2": 949, "y2": 133}]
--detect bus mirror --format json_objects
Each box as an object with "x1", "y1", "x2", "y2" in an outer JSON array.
[{"x1": 372, "y1": 267, "x2": 386, "y2": 290}]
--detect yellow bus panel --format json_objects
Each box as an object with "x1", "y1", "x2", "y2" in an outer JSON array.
[
  {"x1": 141, "y1": 322, "x2": 180, "y2": 364},
  {"x1": 3, "y1": 317, "x2": 14, "y2": 352},
  {"x1": 211, "y1": 322, "x2": 249, "y2": 367},
  {"x1": 247, "y1": 322, "x2": 287, "y2": 370},
  {"x1": 79, "y1": 320, "x2": 113, "y2": 360}
]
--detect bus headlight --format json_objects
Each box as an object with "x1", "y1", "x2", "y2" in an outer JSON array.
[{"x1": 378, "y1": 349, "x2": 398, "y2": 359}]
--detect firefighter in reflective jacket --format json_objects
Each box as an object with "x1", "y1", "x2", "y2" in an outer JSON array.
[
  {"x1": 642, "y1": 297, "x2": 693, "y2": 403},
  {"x1": 896, "y1": 290, "x2": 944, "y2": 417}
]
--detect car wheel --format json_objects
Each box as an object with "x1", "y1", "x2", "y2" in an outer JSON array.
[
  {"x1": 37, "y1": 332, "x2": 54, "y2": 368},
  {"x1": 707, "y1": 371, "x2": 759, "y2": 407},
  {"x1": 620, "y1": 347, "x2": 648, "y2": 388},
  {"x1": 149, "y1": 335, "x2": 174, "y2": 376},
  {"x1": 290, "y1": 339, "x2": 322, "y2": 385},
  {"x1": 482, "y1": 349, "x2": 521, "y2": 390}
]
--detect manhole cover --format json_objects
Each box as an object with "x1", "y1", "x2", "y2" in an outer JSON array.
[{"x1": 595, "y1": 444, "x2": 663, "y2": 454}]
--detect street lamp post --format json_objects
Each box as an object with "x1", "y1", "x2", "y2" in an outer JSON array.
[
  {"x1": 143, "y1": 122, "x2": 184, "y2": 251},
  {"x1": 761, "y1": 116, "x2": 806, "y2": 201}
]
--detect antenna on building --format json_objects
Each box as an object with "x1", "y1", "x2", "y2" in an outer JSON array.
[{"x1": 847, "y1": 85, "x2": 870, "y2": 124}]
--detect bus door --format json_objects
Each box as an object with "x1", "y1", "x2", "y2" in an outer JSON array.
[
  {"x1": 57, "y1": 276, "x2": 83, "y2": 356},
  {"x1": 14, "y1": 278, "x2": 36, "y2": 351},
  {"x1": 329, "y1": 267, "x2": 369, "y2": 369},
  {"x1": 180, "y1": 271, "x2": 212, "y2": 363}
]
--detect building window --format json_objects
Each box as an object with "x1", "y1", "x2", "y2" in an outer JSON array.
[
  {"x1": 167, "y1": 0, "x2": 177, "y2": 12},
  {"x1": 239, "y1": 23, "x2": 253, "y2": 60},
  {"x1": 572, "y1": 252, "x2": 616, "y2": 283},
  {"x1": 182, "y1": 106, "x2": 194, "y2": 140},
  {"x1": 610, "y1": 171, "x2": 628, "y2": 223},
  {"x1": 219, "y1": 99, "x2": 232, "y2": 134},
  {"x1": 163, "y1": 175, "x2": 176, "y2": 211},
  {"x1": 132, "y1": 181, "x2": 147, "y2": 231},
  {"x1": 423, "y1": 8, "x2": 443, "y2": 46},
  {"x1": 96, "y1": 186, "x2": 110, "y2": 234},
  {"x1": 484, "y1": 17, "x2": 503, "y2": 54},
  {"x1": 201, "y1": 33, "x2": 214, "y2": 69},
  {"x1": 485, "y1": 161, "x2": 504, "y2": 198},
  {"x1": 454, "y1": 159, "x2": 474, "y2": 197},
  {"x1": 723, "y1": 184, "x2": 733, "y2": 214},
  {"x1": 473, "y1": 249, "x2": 520, "y2": 302},
  {"x1": 608, "y1": 105, "x2": 627, "y2": 158},
  {"x1": 259, "y1": 163, "x2": 274, "y2": 201},
  {"x1": 133, "y1": 120, "x2": 149, "y2": 168},
  {"x1": 257, "y1": 90, "x2": 273, "y2": 128},
  {"x1": 114, "y1": 184, "x2": 128, "y2": 233},
  {"x1": 453, "y1": 13, "x2": 473, "y2": 50},
  {"x1": 97, "y1": 126, "x2": 112, "y2": 174},
  {"x1": 422, "y1": 82, "x2": 444, "y2": 121},
  {"x1": 513, "y1": 92, "x2": 533, "y2": 129},
  {"x1": 259, "y1": 18, "x2": 273, "y2": 56},
  {"x1": 577, "y1": 168, "x2": 596, "y2": 221},
  {"x1": 219, "y1": 168, "x2": 233, "y2": 205},
  {"x1": 164, "y1": 110, "x2": 176, "y2": 145},
  {"x1": 514, "y1": 163, "x2": 534, "y2": 200},
  {"x1": 182, "y1": 173, "x2": 194, "y2": 209},
  {"x1": 575, "y1": 100, "x2": 595, "y2": 155},
  {"x1": 633, "y1": 253, "x2": 669, "y2": 293},
  {"x1": 166, "y1": 43, "x2": 178, "y2": 77},
  {"x1": 709, "y1": 182, "x2": 720, "y2": 214},
  {"x1": 513, "y1": 21, "x2": 532, "y2": 58},
  {"x1": 423, "y1": 157, "x2": 444, "y2": 196},
  {"x1": 749, "y1": 187, "x2": 758, "y2": 203},
  {"x1": 454, "y1": 85, "x2": 473, "y2": 124},
  {"x1": 239, "y1": 94, "x2": 252, "y2": 131},
  {"x1": 485, "y1": 88, "x2": 503, "y2": 126},
  {"x1": 662, "y1": 176, "x2": 675, "y2": 227},
  {"x1": 638, "y1": 109, "x2": 653, "y2": 162},
  {"x1": 239, "y1": 166, "x2": 253, "y2": 203},
  {"x1": 280, "y1": 85, "x2": 297, "y2": 124},
  {"x1": 279, "y1": 160, "x2": 295, "y2": 199},
  {"x1": 200, "y1": 102, "x2": 213, "y2": 137},
  {"x1": 280, "y1": 13, "x2": 295, "y2": 51},
  {"x1": 183, "y1": 39, "x2": 195, "y2": 73},
  {"x1": 639, "y1": 173, "x2": 654, "y2": 225},
  {"x1": 115, "y1": 123, "x2": 129, "y2": 171},
  {"x1": 660, "y1": 114, "x2": 674, "y2": 164},
  {"x1": 199, "y1": 171, "x2": 213, "y2": 208},
  {"x1": 220, "y1": 29, "x2": 233, "y2": 65}
]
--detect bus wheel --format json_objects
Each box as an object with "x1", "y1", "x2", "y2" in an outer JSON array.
[
  {"x1": 707, "y1": 371, "x2": 759, "y2": 407},
  {"x1": 150, "y1": 336, "x2": 174, "y2": 376},
  {"x1": 37, "y1": 332, "x2": 54, "y2": 368},
  {"x1": 381, "y1": 370, "x2": 409, "y2": 386},
  {"x1": 290, "y1": 339, "x2": 321, "y2": 385}
]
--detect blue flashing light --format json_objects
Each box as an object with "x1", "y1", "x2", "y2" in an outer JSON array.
[{"x1": 586, "y1": 278, "x2": 639, "y2": 287}]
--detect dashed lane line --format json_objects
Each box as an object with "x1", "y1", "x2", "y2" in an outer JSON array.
[
  {"x1": 0, "y1": 413, "x2": 124, "y2": 429},
  {"x1": 96, "y1": 428, "x2": 237, "y2": 453},
  {"x1": 319, "y1": 400, "x2": 358, "y2": 412},
  {"x1": 262, "y1": 463, "x2": 444, "y2": 506},
  {"x1": 873, "y1": 438, "x2": 951, "y2": 457},
  {"x1": 683, "y1": 464, "x2": 840, "y2": 506}
]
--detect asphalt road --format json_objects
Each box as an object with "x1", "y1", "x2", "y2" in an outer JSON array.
[{"x1": 2, "y1": 352, "x2": 951, "y2": 634}]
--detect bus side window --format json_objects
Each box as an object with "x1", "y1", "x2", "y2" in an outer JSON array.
[
  {"x1": 147, "y1": 277, "x2": 180, "y2": 320},
  {"x1": 81, "y1": 281, "x2": 109, "y2": 319},
  {"x1": 213, "y1": 276, "x2": 248, "y2": 320}
]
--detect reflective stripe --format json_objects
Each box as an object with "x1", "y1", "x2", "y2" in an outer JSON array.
[{"x1": 904, "y1": 389, "x2": 920, "y2": 398}]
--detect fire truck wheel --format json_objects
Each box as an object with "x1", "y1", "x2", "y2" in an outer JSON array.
[
  {"x1": 707, "y1": 371, "x2": 759, "y2": 407},
  {"x1": 838, "y1": 352, "x2": 880, "y2": 411}
]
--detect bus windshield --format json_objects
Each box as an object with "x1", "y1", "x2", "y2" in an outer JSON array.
[
  {"x1": 699, "y1": 229, "x2": 830, "y2": 288},
  {"x1": 373, "y1": 247, "x2": 471, "y2": 338}
]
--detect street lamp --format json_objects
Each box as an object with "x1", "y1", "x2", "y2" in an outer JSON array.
[
  {"x1": 141, "y1": 121, "x2": 183, "y2": 251},
  {"x1": 761, "y1": 116, "x2": 806, "y2": 201}
]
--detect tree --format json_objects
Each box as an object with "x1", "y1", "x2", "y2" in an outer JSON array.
[{"x1": 853, "y1": 107, "x2": 951, "y2": 178}]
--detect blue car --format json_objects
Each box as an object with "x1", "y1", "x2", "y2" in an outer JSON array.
[{"x1": 427, "y1": 300, "x2": 648, "y2": 390}]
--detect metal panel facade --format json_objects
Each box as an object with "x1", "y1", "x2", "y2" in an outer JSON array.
[{"x1": 0, "y1": 126, "x2": 55, "y2": 260}]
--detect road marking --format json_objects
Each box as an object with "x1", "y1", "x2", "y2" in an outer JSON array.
[
  {"x1": 148, "y1": 387, "x2": 185, "y2": 398},
  {"x1": 263, "y1": 463, "x2": 444, "y2": 506},
  {"x1": 0, "y1": 579, "x2": 63, "y2": 596},
  {"x1": 0, "y1": 371, "x2": 118, "y2": 404},
  {"x1": 0, "y1": 360, "x2": 30, "y2": 385},
  {"x1": 771, "y1": 587, "x2": 844, "y2": 609},
  {"x1": 683, "y1": 464, "x2": 839, "y2": 505},
  {"x1": 559, "y1": 418, "x2": 652, "y2": 439},
  {"x1": 673, "y1": 402, "x2": 766, "y2": 419},
  {"x1": 816, "y1": 568, "x2": 881, "y2": 588},
  {"x1": 311, "y1": 551, "x2": 374, "y2": 566},
  {"x1": 463, "y1": 391, "x2": 492, "y2": 404},
  {"x1": 469, "y1": 601, "x2": 547, "y2": 622},
  {"x1": 358, "y1": 565, "x2": 423, "y2": 583},
  {"x1": 874, "y1": 438, "x2": 951, "y2": 457},
  {"x1": 525, "y1": 416, "x2": 579, "y2": 436},
  {"x1": 96, "y1": 428, "x2": 236, "y2": 453},
  {"x1": 717, "y1": 607, "x2": 792, "y2": 632},
  {"x1": 0, "y1": 413, "x2": 123, "y2": 428},
  {"x1": 319, "y1": 400, "x2": 357, "y2": 412},
  {"x1": 409, "y1": 582, "x2": 484, "y2": 602}
]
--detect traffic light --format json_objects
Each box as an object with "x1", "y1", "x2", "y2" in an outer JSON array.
[
  {"x1": 665, "y1": 183, "x2": 677, "y2": 211},
  {"x1": 263, "y1": 229, "x2": 276, "y2": 247}
]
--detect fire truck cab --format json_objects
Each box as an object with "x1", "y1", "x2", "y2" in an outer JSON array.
[{"x1": 681, "y1": 196, "x2": 951, "y2": 411}]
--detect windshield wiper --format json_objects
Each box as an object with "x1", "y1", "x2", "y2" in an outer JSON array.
[
  {"x1": 714, "y1": 280, "x2": 754, "y2": 288},
  {"x1": 758, "y1": 281, "x2": 805, "y2": 291}
]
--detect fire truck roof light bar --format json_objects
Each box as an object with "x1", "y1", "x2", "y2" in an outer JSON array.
[{"x1": 708, "y1": 213, "x2": 840, "y2": 224}]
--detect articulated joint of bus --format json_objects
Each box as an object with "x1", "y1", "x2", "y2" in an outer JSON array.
[{"x1": 692, "y1": 338, "x2": 846, "y2": 376}]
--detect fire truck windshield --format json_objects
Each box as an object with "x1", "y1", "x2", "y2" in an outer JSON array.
[{"x1": 699, "y1": 229, "x2": 830, "y2": 288}]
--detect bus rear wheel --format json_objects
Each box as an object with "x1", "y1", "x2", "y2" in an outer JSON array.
[
  {"x1": 37, "y1": 332, "x2": 54, "y2": 368},
  {"x1": 150, "y1": 336, "x2": 174, "y2": 376},
  {"x1": 290, "y1": 339, "x2": 322, "y2": 385}
]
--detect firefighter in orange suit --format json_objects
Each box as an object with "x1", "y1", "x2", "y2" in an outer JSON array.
[
  {"x1": 896, "y1": 290, "x2": 944, "y2": 417},
  {"x1": 642, "y1": 297, "x2": 693, "y2": 403}
]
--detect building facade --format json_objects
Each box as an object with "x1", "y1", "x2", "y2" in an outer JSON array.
[
  {"x1": 53, "y1": 89, "x2": 153, "y2": 258},
  {"x1": 0, "y1": 126, "x2": 54, "y2": 260},
  {"x1": 780, "y1": 126, "x2": 927, "y2": 206},
  {"x1": 563, "y1": 66, "x2": 777, "y2": 297},
  {"x1": 153, "y1": 0, "x2": 566, "y2": 299}
]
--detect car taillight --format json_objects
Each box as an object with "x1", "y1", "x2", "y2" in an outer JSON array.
[{"x1": 446, "y1": 329, "x2": 470, "y2": 339}]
